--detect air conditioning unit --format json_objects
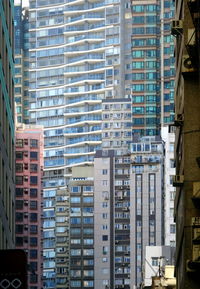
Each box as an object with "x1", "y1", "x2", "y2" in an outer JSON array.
[
  {"x1": 171, "y1": 20, "x2": 183, "y2": 36},
  {"x1": 193, "y1": 182, "x2": 200, "y2": 199},
  {"x1": 182, "y1": 54, "x2": 196, "y2": 74},
  {"x1": 174, "y1": 114, "x2": 184, "y2": 126},
  {"x1": 173, "y1": 175, "x2": 184, "y2": 187}
]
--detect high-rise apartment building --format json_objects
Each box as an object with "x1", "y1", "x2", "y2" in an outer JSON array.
[
  {"x1": 161, "y1": 127, "x2": 176, "y2": 248},
  {"x1": 130, "y1": 137, "x2": 165, "y2": 288},
  {"x1": 131, "y1": 0, "x2": 175, "y2": 137},
  {"x1": 174, "y1": 0, "x2": 200, "y2": 288},
  {"x1": 15, "y1": 125, "x2": 44, "y2": 289},
  {"x1": 28, "y1": 1, "x2": 132, "y2": 286},
  {"x1": 93, "y1": 141, "x2": 164, "y2": 289},
  {"x1": 102, "y1": 98, "x2": 132, "y2": 152},
  {"x1": 69, "y1": 167, "x2": 94, "y2": 289},
  {"x1": 14, "y1": 1, "x2": 29, "y2": 124},
  {"x1": 0, "y1": 0, "x2": 15, "y2": 249},
  {"x1": 94, "y1": 150, "x2": 131, "y2": 289}
]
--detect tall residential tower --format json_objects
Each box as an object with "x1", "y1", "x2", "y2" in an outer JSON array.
[
  {"x1": 131, "y1": 0, "x2": 175, "y2": 137},
  {"x1": 0, "y1": 0, "x2": 15, "y2": 249},
  {"x1": 28, "y1": 0, "x2": 132, "y2": 287}
]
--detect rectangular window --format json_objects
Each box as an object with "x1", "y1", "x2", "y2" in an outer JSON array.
[
  {"x1": 30, "y1": 249, "x2": 38, "y2": 259},
  {"x1": 16, "y1": 176, "x2": 23, "y2": 185},
  {"x1": 16, "y1": 163, "x2": 23, "y2": 172},
  {"x1": 30, "y1": 152, "x2": 38, "y2": 160},
  {"x1": 16, "y1": 188, "x2": 23, "y2": 197},
  {"x1": 30, "y1": 139, "x2": 38, "y2": 148},
  {"x1": 30, "y1": 213, "x2": 38, "y2": 222},
  {"x1": 30, "y1": 176, "x2": 38, "y2": 185},
  {"x1": 30, "y1": 237, "x2": 37, "y2": 246},
  {"x1": 30, "y1": 201, "x2": 37, "y2": 210},
  {"x1": 16, "y1": 151, "x2": 23, "y2": 159},
  {"x1": 30, "y1": 164, "x2": 38, "y2": 172},
  {"x1": 16, "y1": 139, "x2": 24, "y2": 147},
  {"x1": 16, "y1": 200, "x2": 23, "y2": 209}
]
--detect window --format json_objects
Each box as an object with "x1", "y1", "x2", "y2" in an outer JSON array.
[
  {"x1": 30, "y1": 189, "x2": 38, "y2": 197},
  {"x1": 16, "y1": 237, "x2": 23, "y2": 246},
  {"x1": 170, "y1": 159, "x2": 175, "y2": 168},
  {"x1": 30, "y1": 225, "x2": 38, "y2": 234},
  {"x1": 152, "y1": 257, "x2": 158, "y2": 266},
  {"x1": 16, "y1": 163, "x2": 23, "y2": 172},
  {"x1": 70, "y1": 218, "x2": 81, "y2": 225},
  {"x1": 30, "y1": 201, "x2": 37, "y2": 209},
  {"x1": 71, "y1": 186, "x2": 81, "y2": 193},
  {"x1": 30, "y1": 139, "x2": 38, "y2": 148},
  {"x1": 83, "y1": 197, "x2": 93, "y2": 203},
  {"x1": 16, "y1": 139, "x2": 23, "y2": 147},
  {"x1": 30, "y1": 176, "x2": 38, "y2": 185},
  {"x1": 83, "y1": 249, "x2": 94, "y2": 256},
  {"x1": 102, "y1": 213, "x2": 108, "y2": 219},
  {"x1": 16, "y1": 212, "x2": 23, "y2": 222},
  {"x1": 170, "y1": 191, "x2": 175, "y2": 201},
  {"x1": 83, "y1": 270, "x2": 94, "y2": 277},
  {"x1": 30, "y1": 262, "x2": 37, "y2": 272},
  {"x1": 102, "y1": 180, "x2": 108, "y2": 186},
  {"x1": 70, "y1": 197, "x2": 80, "y2": 203},
  {"x1": 30, "y1": 164, "x2": 38, "y2": 172},
  {"x1": 30, "y1": 152, "x2": 38, "y2": 160},
  {"x1": 71, "y1": 249, "x2": 81, "y2": 256},
  {"x1": 71, "y1": 281, "x2": 81, "y2": 287},
  {"x1": 170, "y1": 207, "x2": 174, "y2": 218},
  {"x1": 16, "y1": 151, "x2": 23, "y2": 159},
  {"x1": 30, "y1": 237, "x2": 37, "y2": 246},
  {"x1": 169, "y1": 143, "x2": 174, "y2": 152},
  {"x1": 30, "y1": 213, "x2": 37, "y2": 222},
  {"x1": 16, "y1": 176, "x2": 23, "y2": 185},
  {"x1": 16, "y1": 200, "x2": 23, "y2": 209},
  {"x1": 102, "y1": 235, "x2": 108, "y2": 241},
  {"x1": 102, "y1": 169, "x2": 108, "y2": 175},
  {"x1": 83, "y1": 217, "x2": 93, "y2": 224},
  {"x1": 83, "y1": 259, "x2": 94, "y2": 266},
  {"x1": 16, "y1": 188, "x2": 23, "y2": 197},
  {"x1": 16, "y1": 225, "x2": 23, "y2": 234},
  {"x1": 170, "y1": 224, "x2": 176, "y2": 234},
  {"x1": 30, "y1": 250, "x2": 37, "y2": 259}
]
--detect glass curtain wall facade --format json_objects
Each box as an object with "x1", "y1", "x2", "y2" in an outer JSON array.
[
  {"x1": 28, "y1": 0, "x2": 131, "y2": 287},
  {"x1": 0, "y1": 0, "x2": 15, "y2": 249},
  {"x1": 131, "y1": 0, "x2": 175, "y2": 137}
]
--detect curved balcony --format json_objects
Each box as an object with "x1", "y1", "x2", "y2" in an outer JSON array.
[
  {"x1": 64, "y1": 104, "x2": 101, "y2": 114},
  {"x1": 64, "y1": 23, "x2": 105, "y2": 35},
  {"x1": 64, "y1": 2, "x2": 106, "y2": 14},
  {"x1": 64, "y1": 125, "x2": 101, "y2": 135},
  {"x1": 66, "y1": 13, "x2": 104, "y2": 24},
  {"x1": 65, "y1": 42, "x2": 105, "y2": 54},
  {"x1": 67, "y1": 134, "x2": 101, "y2": 144},
  {"x1": 66, "y1": 95, "x2": 102, "y2": 105}
]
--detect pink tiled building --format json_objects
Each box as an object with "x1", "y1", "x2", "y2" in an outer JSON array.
[{"x1": 15, "y1": 125, "x2": 44, "y2": 289}]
